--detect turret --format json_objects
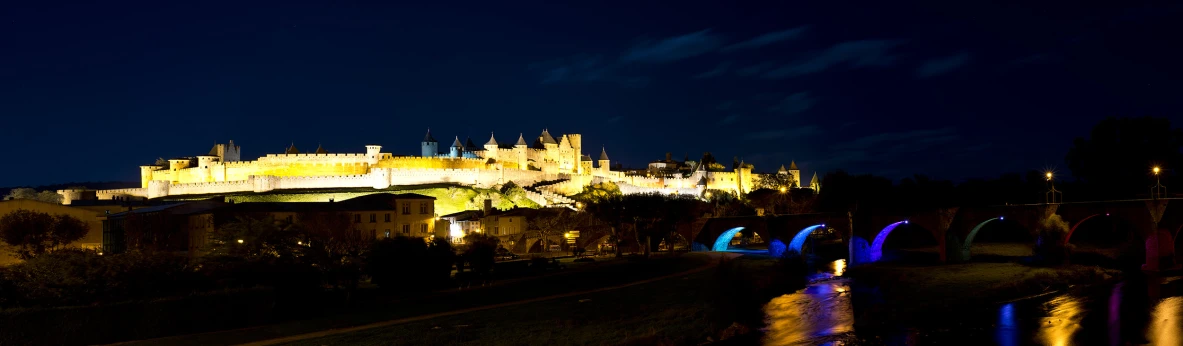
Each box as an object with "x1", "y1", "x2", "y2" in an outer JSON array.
[
  {"x1": 140, "y1": 165, "x2": 159, "y2": 188},
  {"x1": 449, "y1": 137, "x2": 463, "y2": 158},
  {"x1": 598, "y1": 146, "x2": 610, "y2": 174},
  {"x1": 285, "y1": 143, "x2": 300, "y2": 154},
  {"x1": 483, "y1": 133, "x2": 499, "y2": 160},
  {"x1": 421, "y1": 129, "x2": 438, "y2": 157},
  {"x1": 539, "y1": 129, "x2": 558, "y2": 151},
  {"x1": 788, "y1": 160, "x2": 801, "y2": 187},
  {"x1": 809, "y1": 172, "x2": 821, "y2": 192},
  {"x1": 365, "y1": 145, "x2": 382, "y2": 165},
  {"x1": 514, "y1": 133, "x2": 528, "y2": 169}
]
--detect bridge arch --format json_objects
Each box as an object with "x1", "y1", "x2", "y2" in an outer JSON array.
[
  {"x1": 869, "y1": 221, "x2": 908, "y2": 262},
  {"x1": 712, "y1": 227, "x2": 746, "y2": 251},
  {"x1": 1064, "y1": 213, "x2": 1108, "y2": 245},
  {"x1": 787, "y1": 224, "x2": 827, "y2": 255},
  {"x1": 959, "y1": 217, "x2": 1001, "y2": 260}
]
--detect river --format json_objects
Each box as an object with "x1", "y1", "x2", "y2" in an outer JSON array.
[{"x1": 763, "y1": 259, "x2": 1183, "y2": 345}]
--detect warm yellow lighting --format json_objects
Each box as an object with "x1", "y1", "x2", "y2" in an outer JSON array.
[
  {"x1": 297, "y1": 241, "x2": 302, "y2": 245},
  {"x1": 1153, "y1": 166, "x2": 1161, "y2": 175},
  {"x1": 779, "y1": 186, "x2": 787, "y2": 193},
  {"x1": 1045, "y1": 172, "x2": 1053, "y2": 180},
  {"x1": 704, "y1": 191, "x2": 712, "y2": 199},
  {"x1": 237, "y1": 239, "x2": 244, "y2": 244}
]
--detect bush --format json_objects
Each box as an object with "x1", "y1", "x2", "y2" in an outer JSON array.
[
  {"x1": 0, "y1": 249, "x2": 204, "y2": 309},
  {"x1": 366, "y1": 237, "x2": 454, "y2": 291}
]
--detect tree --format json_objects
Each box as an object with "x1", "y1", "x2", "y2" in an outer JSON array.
[
  {"x1": 571, "y1": 181, "x2": 622, "y2": 203},
  {"x1": 1066, "y1": 116, "x2": 1183, "y2": 199},
  {"x1": 0, "y1": 210, "x2": 89, "y2": 259},
  {"x1": 204, "y1": 215, "x2": 302, "y2": 259},
  {"x1": 755, "y1": 173, "x2": 798, "y2": 191},
  {"x1": 526, "y1": 209, "x2": 583, "y2": 252},
  {"x1": 462, "y1": 232, "x2": 500, "y2": 276},
  {"x1": 367, "y1": 236, "x2": 454, "y2": 290},
  {"x1": 2, "y1": 188, "x2": 63, "y2": 204}
]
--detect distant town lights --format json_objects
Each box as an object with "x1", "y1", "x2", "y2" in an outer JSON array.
[{"x1": 236, "y1": 239, "x2": 244, "y2": 244}]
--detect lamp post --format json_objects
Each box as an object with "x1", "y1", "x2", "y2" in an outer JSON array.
[
  {"x1": 1045, "y1": 171, "x2": 1062, "y2": 204},
  {"x1": 1151, "y1": 166, "x2": 1167, "y2": 199}
]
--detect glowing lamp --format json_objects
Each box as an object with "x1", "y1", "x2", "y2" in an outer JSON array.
[
  {"x1": 779, "y1": 186, "x2": 787, "y2": 193},
  {"x1": 297, "y1": 241, "x2": 303, "y2": 245},
  {"x1": 904, "y1": 220, "x2": 909, "y2": 224},
  {"x1": 1153, "y1": 166, "x2": 1161, "y2": 175},
  {"x1": 237, "y1": 239, "x2": 244, "y2": 244},
  {"x1": 999, "y1": 216, "x2": 1004, "y2": 221},
  {"x1": 1045, "y1": 172, "x2": 1053, "y2": 180}
]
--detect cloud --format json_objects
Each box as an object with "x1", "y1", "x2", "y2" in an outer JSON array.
[
  {"x1": 768, "y1": 92, "x2": 814, "y2": 115},
  {"x1": 606, "y1": 116, "x2": 625, "y2": 123},
  {"x1": 835, "y1": 127, "x2": 957, "y2": 150},
  {"x1": 621, "y1": 29, "x2": 726, "y2": 63},
  {"x1": 763, "y1": 39, "x2": 904, "y2": 78},
  {"x1": 718, "y1": 114, "x2": 740, "y2": 125},
  {"x1": 529, "y1": 55, "x2": 650, "y2": 87},
  {"x1": 736, "y1": 62, "x2": 775, "y2": 77},
  {"x1": 745, "y1": 125, "x2": 822, "y2": 141},
  {"x1": 915, "y1": 52, "x2": 971, "y2": 78},
  {"x1": 721, "y1": 27, "x2": 808, "y2": 52},
  {"x1": 693, "y1": 62, "x2": 731, "y2": 79}
]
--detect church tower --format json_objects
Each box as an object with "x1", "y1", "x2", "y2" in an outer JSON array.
[{"x1": 421, "y1": 129, "x2": 438, "y2": 157}]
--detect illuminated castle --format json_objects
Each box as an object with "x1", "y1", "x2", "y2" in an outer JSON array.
[{"x1": 59, "y1": 129, "x2": 799, "y2": 206}]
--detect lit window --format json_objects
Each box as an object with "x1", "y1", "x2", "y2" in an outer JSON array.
[{"x1": 384, "y1": 230, "x2": 391, "y2": 238}]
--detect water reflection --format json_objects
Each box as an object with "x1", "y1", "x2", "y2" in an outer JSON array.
[
  {"x1": 995, "y1": 303, "x2": 1018, "y2": 346},
  {"x1": 1038, "y1": 295, "x2": 1086, "y2": 346},
  {"x1": 1149, "y1": 297, "x2": 1183, "y2": 345},
  {"x1": 764, "y1": 260, "x2": 853, "y2": 345}
]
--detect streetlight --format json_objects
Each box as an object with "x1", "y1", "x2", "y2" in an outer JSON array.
[
  {"x1": 236, "y1": 239, "x2": 244, "y2": 244},
  {"x1": 1045, "y1": 171, "x2": 1062, "y2": 204},
  {"x1": 1151, "y1": 166, "x2": 1167, "y2": 199},
  {"x1": 779, "y1": 186, "x2": 787, "y2": 193}
]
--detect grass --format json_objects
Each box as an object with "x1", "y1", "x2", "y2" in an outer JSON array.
[{"x1": 117, "y1": 254, "x2": 718, "y2": 346}]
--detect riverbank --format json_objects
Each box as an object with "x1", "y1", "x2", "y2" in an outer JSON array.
[{"x1": 847, "y1": 262, "x2": 1120, "y2": 312}]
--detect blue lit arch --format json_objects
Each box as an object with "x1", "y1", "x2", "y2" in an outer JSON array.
[
  {"x1": 787, "y1": 224, "x2": 826, "y2": 255},
  {"x1": 712, "y1": 227, "x2": 745, "y2": 251},
  {"x1": 869, "y1": 221, "x2": 907, "y2": 262}
]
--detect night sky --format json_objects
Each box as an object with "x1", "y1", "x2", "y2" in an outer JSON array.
[{"x1": 2, "y1": 1, "x2": 1180, "y2": 187}]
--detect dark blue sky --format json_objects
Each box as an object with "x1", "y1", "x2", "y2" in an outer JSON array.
[{"x1": 2, "y1": 1, "x2": 1180, "y2": 186}]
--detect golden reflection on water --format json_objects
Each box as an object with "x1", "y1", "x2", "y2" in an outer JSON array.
[
  {"x1": 763, "y1": 280, "x2": 853, "y2": 345},
  {"x1": 1149, "y1": 297, "x2": 1183, "y2": 345},
  {"x1": 831, "y1": 258, "x2": 846, "y2": 277},
  {"x1": 1038, "y1": 295, "x2": 1085, "y2": 346}
]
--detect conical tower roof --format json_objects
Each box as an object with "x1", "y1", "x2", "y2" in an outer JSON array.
[
  {"x1": 599, "y1": 147, "x2": 610, "y2": 161},
  {"x1": 778, "y1": 164, "x2": 787, "y2": 173},
  {"x1": 423, "y1": 129, "x2": 437, "y2": 143},
  {"x1": 286, "y1": 143, "x2": 300, "y2": 154},
  {"x1": 315, "y1": 144, "x2": 328, "y2": 154},
  {"x1": 515, "y1": 133, "x2": 528, "y2": 146},
  {"x1": 208, "y1": 143, "x2": 220, "y2": 156},
  {"x1": 540, "y1": 129, "x2": 558, "y2": 145},
  {"x1": 485, "y1": 132, "x2": 498, "y2": 146},
  {"x1": 789, "y1": 160, "x2": 799, "y2": 170},
  {"x1": 451, "y1": 136, "x2": 463, "y2": 148},
  {"x1": 810, "y1": 172, "x2": 819, "y2": 184},
  {"x1": 465, "y1": 137, "x2": 476, "y2": 149}
]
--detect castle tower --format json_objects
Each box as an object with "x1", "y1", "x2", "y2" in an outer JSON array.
[
  {"x1": 778, "y1": 164, "x2": 788, "y2": 175},
  {"x1": 483, "y1": 133, "x2": 499, "y2": 160},
  {"x1": 421, "y1": 129, "x2": 438, "y2": 157},
  {"x1": 315, "y1": 144, "x2": 328, "y2": 154},
  {"x1": 286, "y1": 143, "x2": 300, "y2": 154},
  {"x1": 809, "y1": 172, "x2": 820, "y2": 192},
  {"x1": 567, "y1": 134, "x2": 583, "y2": 174},
  {"x1": 365, "y1": 145, "x2": 382, "y2": 165},
  {"x1": 139, "y1": 165, "x2": 158, "y2": 188},
  {"x1": 598, "y1": 147, "x2": 610, "y2": 174},
  {"x1": 196, "y1": 155, "x2": 218, "y2": 182},
  {"x1": 449, "y1": 137, "x2": 463, "y2": 158},
  {"x1": 788, "y1": 160, "x2": 801, "y2": 188},
  {"x1": 514, "y1": 133, "x2": 528, "y2": 169}
]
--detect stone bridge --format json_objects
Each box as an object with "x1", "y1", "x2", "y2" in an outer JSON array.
[{"x1": 690, "y1": 199, "x2": 1183, "y2": 270}]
